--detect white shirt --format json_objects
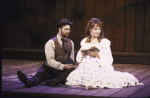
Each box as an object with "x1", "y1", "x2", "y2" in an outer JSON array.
[{"x1": 45, "y1": 34, "x2": 74, "y2": 70}]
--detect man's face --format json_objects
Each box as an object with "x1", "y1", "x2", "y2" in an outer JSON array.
[{"x1": 60, "y1": 25, "x2": 71, "y2": 38}]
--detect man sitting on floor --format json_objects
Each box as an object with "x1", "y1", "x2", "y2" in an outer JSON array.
[{"x1": 17, "y1": 18, "x2": 75, "y2": 87}]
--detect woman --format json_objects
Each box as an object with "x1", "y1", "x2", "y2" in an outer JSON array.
[{"x1": 66, "y1": 18, "x2": 143, "y2": 89}]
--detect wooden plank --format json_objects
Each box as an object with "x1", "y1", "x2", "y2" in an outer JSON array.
[
  {"x1": 125, "y1": 0, "x2": 136, "y2": 52},
  {"x1": 73, "y1": 0, "x2": 85, "y2": 51},
  {"x1": 127, "y1": 68, "x2": 150, "y2": 81},
  {"x1": 9, "y1": 86, "x2": 38, "y2": 92},
  {"x1": 114, "y1": 37, "x2": 125, "y2": 51},
  {"x1": 2, "y1": 76, "x2": 21, "y2": 83},
  {"x1": 93, "y1": 88, "x2": 124, "y2": 97},
  {"x1": 2, "y1": 81, "x2": 17, "y2": 87},
  {"x1": 104, "y1": 0, "x2": 115, "y2": 50},
  {"x1": 75, "y1": 88, "x2": 104, "y2": 96},
  {"x1": 64, "y1": 0, "x2": 74, "y2": 38},
  {"x1": 126, "y1": 67, "x2": 150, "y2": 79},
  {"x1": 144, "y1": 0, "x2": 150, "y2": 51},
  {"x1": 2, "y1": 69, "x2": 35, "y2": 78},
  {"x1": 44, "y1": 87, "x2": 70, "y2": 94},
  {"x1": 9, "y1": 86, "x2": 56, "y2": 98},
  {"x1": 136, "y1": 70, "x2": 150, "y2": 81},
  {"x1": 10, "y1": 85, "x2": 51, "y2": 93},
  {"x1": 25, "y1": 0, "x2": 36, "y2": 47},
  {"x1": 130, "y1": 69, "x2": 149, "y2": 76},
  {"x1": 84, "y1": 0, "x2": 94, "y2": 24},
  {"x1": 74, "y1": 0, "x2": 85, "y2": 37},
  {"x1": 34, "y1": 0, "x2": 46, "y2": 47},
  {"x1": 111, "y1": 77, "x2": 150, "y2": 97},
  {"x1": 84, "y1": 0, "x2": 94, "y2": 45},
  {"x1": 115, "y1": 65, "x2": 137, "y2": 73},
  {"x1": 2, "y1": 63, "x2": 40, "y2": 72},
  {"x1": 2, "y1": 59, "x2": 42, "y2": 67},
  {"x1": 104, "y1": 0, "x2": 115, "y2": 37},
  {"x1": 74, "y1": 37, "x2": 84, "y2": 52},
  {"x1": 130, "y1": 85, "x2": 150, "y2": 97},
  {"x1": 120, "y1": 68, "x2": 135, "y2": 73},
  {"x1": 135, "y1": 0, "x2": 145, "y2": 52},
  {"x1": 2, "y1": 82, "x2": 24, "y2": 91},
  {"x1": 134, "y1": 69, "x2": 150, "y2": 82},
  {"x1": 115, "y1": 0, "x2": 125, "y2": 51},
  {"x1": 95, "y1": 0, "x2": 105, "y2": 22},
  {"x1": 113, "y1": 64, "x2": 137, "y2": 72},
  {"x1": 14, "y1": 0, "x2": 26, "y2": 48},
  {"x1": 2, "y1": 65, "x2": 40, "y2": 77},
  {"x1": 114, "y1": 64, "x2": 139, "y2": 72},
  {"x1": 55, "y1": 0, "x2": 64, "y2": 34},
  {"x1": 2, "y1": 61, "x2": 41, "y2": 71},
  {"x1": 58, "y1": 88, "x2": 84, "y2": 95},
  {"x1": 2, "y1": 60, "x2": 43, "y2": 71},
  {"x1": 43, "y1": 0, "x2": 55, "y2": 39},
  {"x1": 2, "y1": 60, "x2": 43, "y2": 75},
  {"x1": 2, "y1": 65, "x2": 39, "y2": 76}
]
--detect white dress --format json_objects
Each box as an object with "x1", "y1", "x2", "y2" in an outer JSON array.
[{"x1": 66, "y1": 38, "x2": 143, "y2": 89}]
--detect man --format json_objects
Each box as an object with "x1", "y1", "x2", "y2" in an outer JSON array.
[{"x1": 17, "y1": 18, "x2": 75, "y2": 87}]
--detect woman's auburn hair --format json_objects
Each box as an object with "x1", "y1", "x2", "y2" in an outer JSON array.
[{"x1": 85, "y1": 18, "x2": 104, "y2": 43}]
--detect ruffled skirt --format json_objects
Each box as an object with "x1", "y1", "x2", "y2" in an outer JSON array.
[{"x1": 66, "y1": 56, "x2": 142, "y2": 89}]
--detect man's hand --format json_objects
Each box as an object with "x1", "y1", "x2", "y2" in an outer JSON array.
[{"x1": 64, "y1": 64, "x2": 74, "y2": 69}]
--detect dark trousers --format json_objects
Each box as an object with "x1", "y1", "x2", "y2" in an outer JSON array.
[{"x1": 30, "y1": 63, "x2": 75, "y2": 85}]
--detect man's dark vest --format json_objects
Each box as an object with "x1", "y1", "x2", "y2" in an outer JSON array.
[{"x1": 52, "y1": 36, "x2": 72, "y2": 64}]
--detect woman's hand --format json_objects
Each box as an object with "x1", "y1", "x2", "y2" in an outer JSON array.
[
  {"x1": 81, "y1": 51, "x2": 86, "y2": 59},
  {"x1": 87, "y1": 50, "x2": 100, "y2": 59}
]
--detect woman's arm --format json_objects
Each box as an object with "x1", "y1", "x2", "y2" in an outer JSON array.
[{"x1": 76, "y1": 48, "x2": 83, "y2": 63}]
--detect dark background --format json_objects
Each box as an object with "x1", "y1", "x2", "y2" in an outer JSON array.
[{"x1": 1, "y1": 0, "x2": 150, "y2": 61}]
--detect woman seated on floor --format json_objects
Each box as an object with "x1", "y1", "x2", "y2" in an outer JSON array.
[{"x1": 65, "y1": 18, "x2": 143, "y2": 89}]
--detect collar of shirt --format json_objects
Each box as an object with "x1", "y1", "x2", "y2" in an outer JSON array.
[{"x1": 57, "y1": 34, "x2": 63, "y2": 46}]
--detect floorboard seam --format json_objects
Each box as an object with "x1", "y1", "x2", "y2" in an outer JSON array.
[
  {"x1": 128, "y1": 84, "x2": 150, "y2": 97},
  {"x1": 109, "y1": 88, "x2": 126, "y2": 97},
  {"x1": 91, "y1": 89, "x2": 105, "y2": 96}
]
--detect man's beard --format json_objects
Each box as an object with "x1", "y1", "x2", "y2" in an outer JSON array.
[{"x1": 61, "y1": 31, "x2": 69, "y2": 38}]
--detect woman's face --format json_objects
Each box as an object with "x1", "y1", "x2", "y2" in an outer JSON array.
[{"x1": 90, "y1": 24, "x2": 101, "y2": 38}]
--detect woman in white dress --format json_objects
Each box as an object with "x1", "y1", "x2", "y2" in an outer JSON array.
[{"x1": 66, "y1": 18, "x2": 143, "y2": 89}]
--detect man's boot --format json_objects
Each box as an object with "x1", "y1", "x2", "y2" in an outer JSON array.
[
  {"x1": 17, "y1": 71, "x2": 34, "y2": 87},
  {"x1": 43, "y1": 79, "x2": 61, "y2": 87}
]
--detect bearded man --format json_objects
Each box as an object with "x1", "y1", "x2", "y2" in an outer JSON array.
[{"x1": 17, "y1": 18, "x2": 75, "y2": 87}]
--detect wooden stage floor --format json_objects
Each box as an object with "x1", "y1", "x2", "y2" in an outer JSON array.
[{"x1": 2, "y1": 59, "x2": 150, "y2": 98}]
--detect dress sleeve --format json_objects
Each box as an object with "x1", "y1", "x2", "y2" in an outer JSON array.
[
  {"x1": 76, "y1": 38, "x2": 87, "y2": 63},
  {"x1": 76, "y1": 48, "x2": 83, "y2": 63},
  {"x1": 99, "y1": 38, "x2": 114, "y2": 72},
  {"x1": 45, "y1": 40, "x2": 65, "y2": 70}
]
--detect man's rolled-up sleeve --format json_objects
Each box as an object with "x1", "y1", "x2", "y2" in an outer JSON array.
[
  {"x1": 70, "y1": 40, "x2": 74, "y2": 61},
  {"x1": 45, "y1": 40, "x2": 65, "y2": 70}
]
